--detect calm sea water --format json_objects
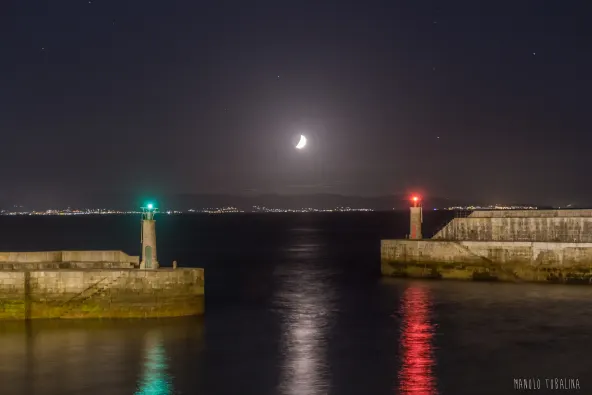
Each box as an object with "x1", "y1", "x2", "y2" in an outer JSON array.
[{"x1": 0, "y1": 212, "x2": 590, "y2": 395}]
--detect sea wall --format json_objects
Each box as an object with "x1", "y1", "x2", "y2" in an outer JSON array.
[
  {"x1": 0, "y1": 262, "x2": 135, "y2": 270},
  {"x1": 0, "y1": 269, "x2": 204, "y2": 320},
  {"x1": 433, "y1": 217, "x2": 592, "y2": 242},
  {"x1": 0, "y1": 251, "x2": 139, "y2": 265},
  {"x1": 381, "y1": 240, "x2": 592, "y2": 283},
  {"x1": 469, "y1": 209, "x2": 592, "y2": 218}
]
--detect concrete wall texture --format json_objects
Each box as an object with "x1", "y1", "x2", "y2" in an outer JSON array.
[
  {"x1": 433, "y1": 217, "x2": 592, "y2": 242},
  {"x1": 409, "y1": 207, "x2": 422, "y2": 239},
  {"x1": 141, "y1": 220, "x2": 159, "y2": 269},
  {"x1": 0, "y1": 251, "x2": 139, "y2": 265},
  {"x1": 381, "y1": 239, "x2": 592, "y2": 283},
  {"x1": 469, "y1": 209, "x2": 592, "y2": 218},
  {"x1": 0, "y1": 268, "x2": 204, "y2": 320},
  {"x1": 0, "y1": 262, "x2": 136, "y2": 271},
  {"x1": 382, "y1": 239, "x2": 592, "y2": 267}
]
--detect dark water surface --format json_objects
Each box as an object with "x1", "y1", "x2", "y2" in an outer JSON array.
[{"x1": 0, "y1": 212, "x2": 590, "y2": 395}]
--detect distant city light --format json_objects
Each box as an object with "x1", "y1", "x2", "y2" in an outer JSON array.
[{"x1": 0, "y1": 206, "x2": 374, "y2": 216}]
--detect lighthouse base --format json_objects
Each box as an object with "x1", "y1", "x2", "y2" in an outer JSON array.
[{"x1": 140, "y1": 261, "x2": 160, "y2": 270}]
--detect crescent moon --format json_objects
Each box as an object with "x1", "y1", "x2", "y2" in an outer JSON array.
[{"x1": 295, "y1": 135, "x2": 307, "y2": 149}]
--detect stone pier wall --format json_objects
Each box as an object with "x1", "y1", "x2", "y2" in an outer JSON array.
[
  {"x1": 381, "y1": 239, "x2": 592, "y2": 283},
  {"x1": 433, "y1": 217, "x2": 592, "y2": 242},
  {"x1": 468, "y1": 209, "x2": 592, "y2": 218},
  {"x1": 0, "y1": 269, "x2": 204, "y2": 320},
  {"x1": 0, "y1": 262, "x2": 136, "y2": 270},
  {"x1": 0, "y1": 251, "x2": 139, "y2": 264}
]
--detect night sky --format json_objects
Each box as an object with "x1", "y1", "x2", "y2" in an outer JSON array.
[{"x1": 2, "y1": 1, "x2": 591, "y2": 207}]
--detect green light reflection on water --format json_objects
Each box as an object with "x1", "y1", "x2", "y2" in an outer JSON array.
[{"x1": 135, "y1": 334, "x2": 173, "y2": 395}]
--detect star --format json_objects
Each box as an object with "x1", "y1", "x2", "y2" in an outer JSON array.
[{"x1": 532, "y1": 52, "x2": 536, "y2": 56}]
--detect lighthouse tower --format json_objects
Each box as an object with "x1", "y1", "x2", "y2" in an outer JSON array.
[
  {"x1": 140, "y1": 203, "x2": 159, "y2": 270},
  {"x1": 409, "y1": 196, "x2": 423, "y2": 239}
]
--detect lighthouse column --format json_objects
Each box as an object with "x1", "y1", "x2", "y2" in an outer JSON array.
[
  {"x1": 409, "y1": 196, "x2": 423, "y2": 239},
  {"x1": 140, "y1": 203, "x2": 159, "y2": 270}
]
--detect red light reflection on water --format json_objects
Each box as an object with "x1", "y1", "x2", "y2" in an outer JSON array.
[{"x1": 397, "y1": 286, "x2": 438, "y2": 395}]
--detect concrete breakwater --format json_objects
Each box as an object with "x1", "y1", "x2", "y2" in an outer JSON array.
[
  {"x1": 0, "y1": 250, "x2": 140, "y2": 270},
  {"x1": 433, "y1": 215, "x2": 592, "y2": 242},
  {"x1": 381, "y1": 209, "x2": 592, "y2": 284},
  {"x1": 0, "y1": 266, "x2": 204, "y2": 319},
  {"x1": 0, "y1": 207, "x2": 205, "y2": 320}
]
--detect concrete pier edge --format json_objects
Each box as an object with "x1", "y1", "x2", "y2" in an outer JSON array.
[
  {"x1": 381, "y1": 209, "x2": 592, "y2": 284},
  {"x1": 0, "y1": 252, "x2": 205, "y2": 320}
]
